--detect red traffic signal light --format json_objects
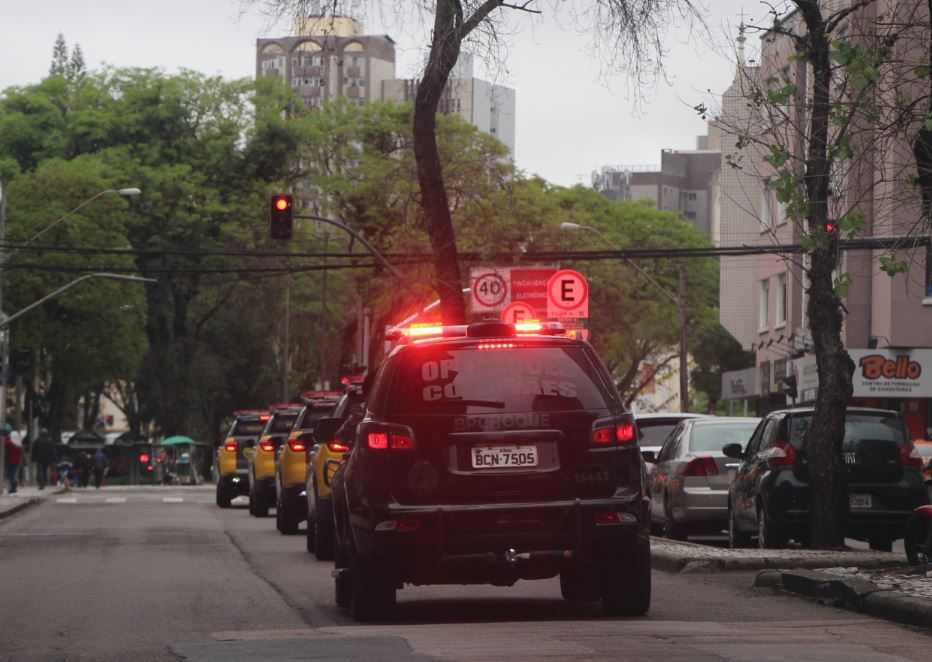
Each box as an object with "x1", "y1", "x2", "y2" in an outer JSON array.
[
  {"x1": 269, "y1": 194, "x2": 294, "y2": 240},
  {"x1": 824, "y1": 221, "x2": 837, "y2": 234}
]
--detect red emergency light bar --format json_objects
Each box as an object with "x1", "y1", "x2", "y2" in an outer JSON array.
[
  {"x1": 386, "y1": 320, "x2": 566, "y2": 343},
  {"x1": 268, "y1": 402, "x2": 303, "y2": 412},
  {"x1": 301, "y1": 390, "x2": 342, "y2": 401}
]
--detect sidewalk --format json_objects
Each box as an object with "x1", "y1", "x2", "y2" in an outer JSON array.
[
  {"x1": 0, "y1": 485, "x2": 67, "y2": 520},
  {"x1": 653, "y1": 536, "x2": 932, "y2": 629}
]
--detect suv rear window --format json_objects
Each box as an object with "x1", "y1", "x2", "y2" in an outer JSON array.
[
  {"x1": 387, "y1": 345, "x2": 612, "y2": 415},
  {"x1": 297, "y1": 406, "x2": 334, "y2": 430},
  {"x1": 783, "y1": 412, "x2": 909, "y2": 448},
  {"x1": 231, "y1": 420, "x2": 265, "y2": 436},
  {"x1": 269, "y1": 413, "x2": 299, "y2": 434}
]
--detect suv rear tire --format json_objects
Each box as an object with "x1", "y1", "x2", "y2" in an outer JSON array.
[
  {"x1": 601, "y1": 539, "x2": 651, "y2": 616},
  {"x1": 216, "y1": 483, "x2": 231, "y2": 508},
  {"x1": 314, "y1": 516, "x2": 334, "y2": 561},
  {"x1": 349, "y1": 542, "x2": 396, "y2": 621},
  {"x1": 277, "y1": 500, "x2": 299, "y2": 535}
]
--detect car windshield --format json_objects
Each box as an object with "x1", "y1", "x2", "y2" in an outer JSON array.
[
  {"x1": 388, "y1": 345, "x2": 612, "y2": 414},
  {"x1": 269, "y1": 414, "x2": 299, "y2": 434},
  {"x1": 231, "y1": 421, "x2": 265, "y2": 436},
  {"x1": 786, "y1": 413, "x2": 909, "y2": 448},
  {"x1": 689, "y1": 422, "x2": 759, "y2": 452},
  {"x1": 637, "y1": 422, "x2": 679, "y2": 447}
]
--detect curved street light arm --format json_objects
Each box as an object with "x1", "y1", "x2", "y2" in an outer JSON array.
[{"x1": 0, "y1": 273, "x2": 155, "y2": 329}]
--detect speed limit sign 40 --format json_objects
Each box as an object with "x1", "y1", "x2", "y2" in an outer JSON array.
[{"x1": 471, "y1": 271, "x2": 508, "y2": 310}]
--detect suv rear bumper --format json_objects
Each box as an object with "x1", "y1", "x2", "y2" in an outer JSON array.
[
  {"x1": 350, "y1": 496, "x2": 648, "y2": 585},
  {"x1": 775, "y1": 508, "x2": 915, "y2": 540},
  {"x1": 219, "y1": 472, "x2": 250, "y2": 497}
]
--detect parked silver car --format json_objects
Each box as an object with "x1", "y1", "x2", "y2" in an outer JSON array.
[
  {"x1": 648, "y1": 417, "x2": 760, "y2": 540},
  {"x1": 634, "y1": 412, "x2": 711, "y2": 466}
]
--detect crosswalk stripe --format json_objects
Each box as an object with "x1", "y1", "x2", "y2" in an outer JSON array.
[
  {"x1": 105, "y1": 497, "x2": 127, "y2": 503},
  {"x1": 56, "y1": 498, "x2": 78, "y2": 504},
  {"x1": 162, "y1": 497, "x2": 184, "y2": 503}
]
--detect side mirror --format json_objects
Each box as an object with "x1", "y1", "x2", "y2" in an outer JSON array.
[
  {"x1": 641, "y1": 450, "x2": 656, "y2": 463},
  {"x1": 722, "y1": 443, "x2": 744, "y2": 459},
  {"x1": 314, "y1": 417, "x2": 345, "y2": 445}
]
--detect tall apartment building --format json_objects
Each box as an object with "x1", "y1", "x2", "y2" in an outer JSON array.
[
  {"x1": 382, "y1": 54, "x2": 516, "y2": 156},
  {"x1": 717, "y1": 5, "x2": 932, "y2": 439},
  {"x1": 592, "y1": 146, "x2": 720, "y2": 237}
]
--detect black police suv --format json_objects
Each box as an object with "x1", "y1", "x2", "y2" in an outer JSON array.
[
  {"x1": 329, "y1": 320, "x2": 651, "y2": 621},
  {"x1": 725, "y1": 407, "x2": 929, "y2": 550}
]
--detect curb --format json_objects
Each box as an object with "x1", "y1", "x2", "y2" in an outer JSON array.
[
  {"x1": 754, "y1": 568, "x2": 932, "y2": 630},
  {"x1": 0, "y1": 497, "x2": 39, "y2": 521},
  {"x1": 650, "y1": 543, "x2": 908, "y2": 574}
]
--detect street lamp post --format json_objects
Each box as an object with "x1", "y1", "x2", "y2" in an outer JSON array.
[{"x1": 560, "y1": 222, "x2": 690, "y2": 413}]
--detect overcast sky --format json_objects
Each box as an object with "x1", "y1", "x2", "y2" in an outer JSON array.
[{"x1": 2, "y1": 0, "x2": 767, "y2": 187}]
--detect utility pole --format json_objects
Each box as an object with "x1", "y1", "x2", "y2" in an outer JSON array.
[
  {"x1": 1, "y1": 179, "x2": 8, "y2": 489},
  {"x1": 282, "y1": 277, "x2": 291, "y2": 402}
]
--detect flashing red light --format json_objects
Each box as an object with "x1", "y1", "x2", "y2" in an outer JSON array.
[
  {"x1": 328, "y1": 442, "x2": 350, "y2": 453},
  {"x1": 259, "y1": 441, "x2": 275, "y2": 452},
  {"x1": 138, "y1": 453, "x2": 151, "y2": 463},
  {"x1": 147, "y1": 465, "x2": 154, "y2": 472},
  {"x1": 513, "y1": 320, "x2": 542, "y2": 333},
  {"x1": 287, "y1": 440, "x2": 307, "y2": 452},
  {"x1": 616, "y1": 423, "x2": 637, "y2": 444},
  {"x1": 824, "y1": 222, "x2": 836, "y2": 234},
  {"x1": 683, "y1": 456, "x2": 719, "y2": 476},
  {"x1": 223, "y1": 440, "x2": 238, "y2": 453},
  {"x1": 478, "y1": 342, "x2": 515, "y2": 350},
  {"x1": 403, "y1": 323, "x2": 445, "y2": 338},
  {"x1": 274, "y1": 196, "x2": 290, "y2": 212}
]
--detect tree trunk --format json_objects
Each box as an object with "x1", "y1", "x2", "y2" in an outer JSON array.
[
  {"x1": 913, "y1": 0, "x2": 932, "y2": 297},
  {"x1": 798, "y1": 1, "x2": 854, "y2": 549},
  {"x1": 412, "y1": 0, "x2": 468, "y2": 324}
]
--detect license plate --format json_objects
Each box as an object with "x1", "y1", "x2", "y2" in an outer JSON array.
[
  {"x1": 471, "y1": 445, "x2": 538, "y2": 469},
  {"x1": 850, "y1": 493, "x2": 872, "y2": 509}
]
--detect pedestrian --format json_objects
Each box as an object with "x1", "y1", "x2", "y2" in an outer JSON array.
[
  {"x1": 32, "y1": 428, "x2": 54, "y2": 490},
  {"x1": 3, "y1": 424, "x2": 23, "y2": 494},
  {"x1": 91, "y1": 447, "x2": 109, "y2": 489},
  {"x1": 56, "y1": 458, "x2": 73, "y2": 488},
  {"x1": 75, "y1": 450, "x2": 91, "y2": 488}
]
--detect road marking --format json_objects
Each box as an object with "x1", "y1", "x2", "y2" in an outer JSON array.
[
  {"x1": 105, "y1": 497, "x2": 127, "y2": 503},
  {"x1": 163, "y1": 497, "x2": 184, "y2": 503},
  {"x1": 56, "y1": 498, "x2": 78, "y2": 504}
]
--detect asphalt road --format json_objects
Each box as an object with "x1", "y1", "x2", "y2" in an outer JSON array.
[{"x1": 0, "y1": 486, "x2": 929, "y2": 661}]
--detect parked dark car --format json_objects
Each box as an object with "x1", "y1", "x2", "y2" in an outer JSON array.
[
  {"x1": 724, "y1": 407, "x2": 929, "y2": 550},
  {"x1": 329, "y1": 320, "x2": 651, "y2": 621}
]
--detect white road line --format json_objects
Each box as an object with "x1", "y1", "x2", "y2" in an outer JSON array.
[
  {"x1": 162, "y1": 497, "x2": 184, "y2": 503},
  {"x1": 56, "y1": 498, "x2": 78, "y2": 504},
  {"x1": 105, "y1": 497, "x2": 127, "y2": 503}
]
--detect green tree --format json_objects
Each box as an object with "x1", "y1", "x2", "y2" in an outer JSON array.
[{"x1": 49, "y1": 33, "x2": 68, "y2": 78}]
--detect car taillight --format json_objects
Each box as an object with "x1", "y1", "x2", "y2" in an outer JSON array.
[
  {"x1": 900, "y1": 443, "x2": 924, "y2": 467},
  {"x1": 259, "y1": 441, "x2": 275, "y2": 452},
  {"x1": 328, "y1": 442, "x2": 350, "y2": 453},
  {"x1": 766, "y1": 441, "x2": 796, "y2": 467},
  {"x1": 478, "y1": 342, "x2": 515, "y2": 349},
  {"x1": 367, "y1": 429, "x2": 415, "y2": 450},
  {"x1": 592, "y1": 418, "x2": 637, "y2": 445},
  {"x1": 287, "y1": 439, "x2": 306, "y2": 452},
  {"x1": 223, "y1": 440, "x2": 237, "y2": 453},
  {"x1": 682, "y1": 456, "x2": 719, "y2": 476}
]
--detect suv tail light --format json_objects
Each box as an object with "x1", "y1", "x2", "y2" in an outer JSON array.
[
  {"x1": 766, "y1": 441, "x2": 796, "y2": 468},
  {"x1": 900, "y1": 443, "x2": 924, "y2": 467},
  {"x1": 287, "y1": 439, "x2": 307, "y2": 452},
  {"x1": 259, "y1": 441, "x2": 275, "y2": 452},
  {"x1": 367, "y1": 426, "x2": 415, "y2": 451},
  {"x1": 592, "y1": 416, "x2": 637, "y2": 446},
  {"x1": 223, "y1": 439, "x2": 237, "y2": 453},
  {"x1": 683, "y1": 456, "x2": 719, "y2": 476},
  {"x1": 328, "y1": 441, "x2": 350, "y2": 453}
]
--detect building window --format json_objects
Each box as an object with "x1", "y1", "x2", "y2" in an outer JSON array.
[
  {"x1": 759, "y1": 278, "x2": 770, "y2": 331},
  {"x1": 776, "y1": 272, "x2": 787, "y2": 328},
  {"x1": 684, "y1": 211, "x2": 697, "y2": 220},
  {"x1": 761, "y1": 180, "x2": 772, "y2": 231},
  {"x1": 687, "y1": 192, "x2": 697, "y2": 201}
]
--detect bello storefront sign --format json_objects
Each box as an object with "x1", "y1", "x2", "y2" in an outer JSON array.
[{"x1": 850, "y1": 349, "x2": 932, "y2": 398}]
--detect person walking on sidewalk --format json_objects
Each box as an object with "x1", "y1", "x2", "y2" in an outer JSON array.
[
  {"x1": 91, "y1": 448, "x2": 109, "y2": 489},
  {"x1": 3, "y1": 425, "x2": 23, "y2": 494},
  {"x1": 32, "y1": 429, "x2": 54, "y2": 490}
]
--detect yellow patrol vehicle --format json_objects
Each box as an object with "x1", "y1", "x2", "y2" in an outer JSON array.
[
  {"x1": 305, "y1": 385, "x2": 366, "y2": 559},
  {"x1": 215, "y1": 410, "x2": 268, "y2": 508},
  {"x1": 274, "y1": 392, "x2": 340, "y2": 534},
  {"x1": 247, "y1": 403, "x2": 302, "y2": 517}
]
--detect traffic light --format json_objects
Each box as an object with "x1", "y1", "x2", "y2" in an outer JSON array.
[
  {"x1": 822, "y1": 220, "x2": 839, "y2": 256},
  {"x1": 269, "y1": 194, "x2": 294, "y2": 240}
]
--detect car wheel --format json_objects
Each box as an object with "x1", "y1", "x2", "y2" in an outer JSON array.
[
  {"x1": 560, "y1": 566, "x2": 600, "y2": 602},
  {"x1": 868, "y1": 537, "x2": 893, "y2": 552},
  {"x1": 601, "y1": 538, "x2": 651, "y2": 616},
  {"x1": 254, "y1": 489, "x2": 270, "y2": 517},
  {"x1": 757, "y1": 503, "x2": 784, "y2": 549},
  {"x1": 306, "y1": 509, "x2": 317, "y2": 554},
  {"x1": 334, "y1": 536, "x2": 351, "y2": 609},
  {"x1": 314, "y1": 513, "x2": 335, "y2": 561},
  {"x1": 662, "y1": 499, "x2": 687, "y2": 541},
  {"x1": 728, "y1": 502, "x2": 751, "y2": 549},
  {"x1": 905, "y1": 516, "x2": 932, "y2": 567},
  {"x1": 278, "y1": 502, "x2": 299, "y2": 535},
  {"x1": 216, "y1": 483, "x2": 231, "y2": 508},
  {"x1": 349, "y1": 541, "x2": 396, "y2": 622}
]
